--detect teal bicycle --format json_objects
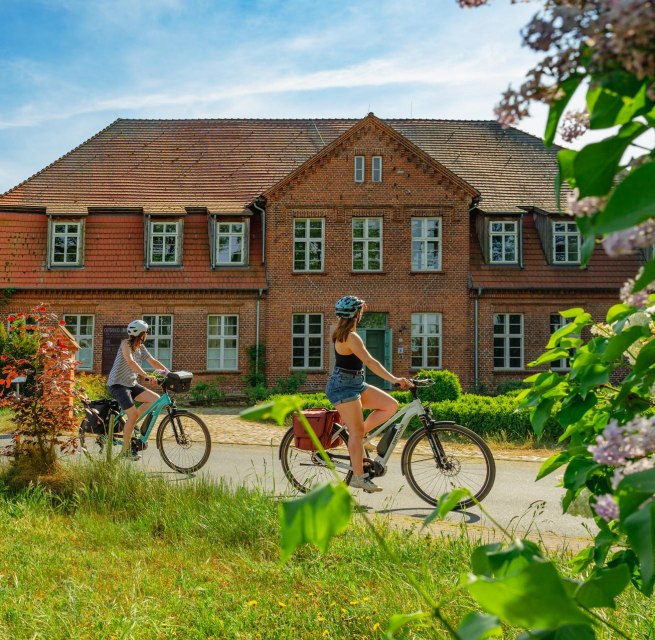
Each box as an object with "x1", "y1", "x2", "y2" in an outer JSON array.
[{"x1": 79, "y1": 371, "x2": 211, "y2": 473}]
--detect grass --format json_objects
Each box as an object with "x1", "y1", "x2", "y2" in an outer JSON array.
[
  {"x1": 0, "y1": 462, "x2": 650, "y2": 639},
  {"x1": 0, "y1": 408, "x2": 13, "y2": 433}
]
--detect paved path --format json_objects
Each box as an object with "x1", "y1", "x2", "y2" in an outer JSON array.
[{"x1": 145, "y1": 409, "x2": 594, "y2": 550}]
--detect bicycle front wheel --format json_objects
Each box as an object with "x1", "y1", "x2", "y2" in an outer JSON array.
[
  {"x1": 402, "y1": 423, "x2": 496, "y2": 509},
  {"x1": 279, "y1": 425, "x2": 352, "y2": 493},
  {"x1": 156, "y1": 411, "x2": 211, "y2": 473}
]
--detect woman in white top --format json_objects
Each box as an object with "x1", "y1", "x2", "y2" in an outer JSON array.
[{"x1": 107, "y1": 320, "x2": 168, "y2": 459}]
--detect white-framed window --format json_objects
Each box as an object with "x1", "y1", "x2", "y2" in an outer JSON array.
[
  {"x1": 49, "y1": 220, "x2": 83, "y2": 266},
  {"x1": 292, "y1": 313, "x2": 323, "y2": 369},
  {"x1": 354, "y1": 155, "x2": 365, "y2": 183},
  {"x1": 142, "y1": 314, "x2": 173, "y2": 370},
  {"x1": 293, "y1": 219, "x2": 324, "y2": 271},
  {"x1": 411, "y1": 217, "x2": 441, "y2": 271},
  {"x1": 552, "y1": 221, "x2": 581, "y2": 264},
  {"x1": 207, "y1": 315, "x2": 238, "y2": 370},
  {"x1": 550, "y1": 313, "x2": 573, "y2": 370},
  {"x1": 489, "y1": 221, "x2": 518, "y2": 264},
  {"x1": 216, "y1": 222, "x2": 247, "y2": 266},
  {"x1": 372, "y1": 156, "x2": 383, "y2": 183},
  {"x1": 411, "y1": 313, "x2": 441, "y2": 369},
  {"x1": 493, "y1": 313, "x2": 523, "y2": 370},
  {"x1": 63, "y1": 314, "x2": 95, "y2": 370},
  {"x1": 352, "y1": 218, "x2": 382, "y2": 271},
  {"x1": 149, "y1": 221, "x2": 181, "y2": 265}
]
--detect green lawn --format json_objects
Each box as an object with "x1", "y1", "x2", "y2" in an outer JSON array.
[{"x1": 0, "y1": 462, "x2": 649, "y2": 639}]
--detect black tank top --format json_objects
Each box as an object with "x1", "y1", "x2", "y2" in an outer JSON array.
[{"x1": 334, "y1": 343, "x2": 363, "y2": 371}]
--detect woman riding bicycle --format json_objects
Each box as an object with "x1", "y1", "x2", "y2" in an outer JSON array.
[
  {"x1": 107, "y1": 320, "x2": 168, "y2": 460},
  {"x1": 325, "y1": 296, "x2": 412, "y2": 493}
]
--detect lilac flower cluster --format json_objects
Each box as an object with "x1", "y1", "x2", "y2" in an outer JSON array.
[
  {"x1": 559, "y1": 109, "x2": 590, "y2": 142},
  {"x1": 594, "y1": 494, "x2": 620, "y2": 522},
  {"x1": 619, "y1": 271, "x2": 655, "y2": 308},
  {"x1": 457, "y1": 0, "x2": 489, "y2": 7},
  {"x1": 603, "y1": 219, "x2": 655, "y2": 257},
  {"x1": 589, "y1": 416, "x2": 655, "y2": 492},
  {"x1": 566, "y1": 189, "x2": 605, "y2": 218}
]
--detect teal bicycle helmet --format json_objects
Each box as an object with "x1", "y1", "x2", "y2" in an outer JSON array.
[{"x1": 335, "y1": 295, "x2": 365, "y2": 318}]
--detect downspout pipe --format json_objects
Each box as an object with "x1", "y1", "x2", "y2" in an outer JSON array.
[
  {"x1": 250, "y1": 197, "x2": 267, "y2": 268},
  {"x1": 256, "y1": 288, "x2": 263, "y2": 378},
  {"x1": 474, "y1": 286, "x2": 483, "y2": 391}
]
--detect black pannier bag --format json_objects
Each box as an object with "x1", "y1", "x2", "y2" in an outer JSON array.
[
  {"x1": 81, "y1": 398, "x2": 124, "y2": 435},
  {"x1": 162, "y1": 370, "x2": 193, "y2": 393}
]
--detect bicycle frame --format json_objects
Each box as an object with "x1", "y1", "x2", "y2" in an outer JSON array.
[
  {"x1": 112, "y1": 390, "x2": 173, "y2": 443},
  {"x1": 330, "y1": 395, "x2": 428, "y2": 472}
]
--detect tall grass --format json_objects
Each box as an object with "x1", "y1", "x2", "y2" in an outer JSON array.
[{"x1": 0, "y1": 462, "x2": 649, "y2": 639}]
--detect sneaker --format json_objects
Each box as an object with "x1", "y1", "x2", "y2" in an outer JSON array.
[
  {"x1": 118, "y1": 450, "x2": 142, "y2": 462},
  {"x1": 350, "y1": 475, "x2": 383, "y2": 493}
]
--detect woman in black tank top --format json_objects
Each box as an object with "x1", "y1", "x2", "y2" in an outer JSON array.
[{"x1": 325, "y1": 296, "x2": 412, "y2": 493}]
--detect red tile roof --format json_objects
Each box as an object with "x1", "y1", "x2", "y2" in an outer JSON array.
[{"x1": 0, "y1": 117, "x2": 564, "y2": 214}]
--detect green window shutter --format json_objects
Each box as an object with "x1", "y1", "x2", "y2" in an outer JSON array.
[{"x1": 384, "y1": 329, "x2": 393, "y2": 388}]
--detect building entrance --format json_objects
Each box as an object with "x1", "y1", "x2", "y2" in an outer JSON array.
[{"x1": 356, "y1": 313, "x2": 392, "y2": 389}]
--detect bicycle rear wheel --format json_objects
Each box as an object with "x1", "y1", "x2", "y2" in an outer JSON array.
[
  {"x1": 156, "y1": 411, "x2": 211, "y2": 473},
  {"x1": 279, "y1": 424, "x2": 352, "y2": 493},
  {"x1": 78, "y1": 415, "x2": 126, "y2": 460},
  {"x1": 402, "y1": 423, "x2": 496, "y2": 509}
]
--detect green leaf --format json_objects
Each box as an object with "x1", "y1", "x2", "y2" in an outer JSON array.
[
  {"x1": 279, "y1": 482, "x2": 353, "y2": 563},
  {"x1": 530, "y1": 348, "x2": 572, "y2": 367},
  {"x1": 545, "y1": 74, "x2": 584, "y2": 146},
  {"x1": 424, "y1": 487, "x2": 472, "y2": 526},
  {"x1": 623, "y1": 502, "x2": 655, "y2": 595},
  {"x1": 557, "y1": 393, "x2": 596, "y2": 427},
  {"x1": 517, "y1": 625, "x2": 596, "y2": 640},
  {"x1": 383, "y1": 611, "x2": 430, "y2": 639},
  {"x1": 466, "y1": 561, "x2": 590, "y2": 628},
  {"x1": 602, "y1": 324, "x2": 649, "y2": 362},
  {"x1": 537, "y1": 451, "x2": 571, "y2": 480},
  {"x1": 633, "y1": 257, "x2": 655, "y2": 293},
  {"x1": 594, "y1": 162, "x2": 655, "y2": 234},
  {"x1": 563, "y1": 458, "x2": 600, "y2": 492},
  {"x1": 577, "y1": 364, "x2": 610, "y2": 396},
  {"x1": 618, "y1": 467, "x2": 655, "y2": 494},
  {"x1": 606, "y1": 303, "x2": 634, "y2": 324},
  {"x1": 632, "y1": 339, "x2": 655, "y2": 374},
  {"x1": 531, "y1": 397, "x2": 556, "y2": 436},
  {"x1": 471, "y1": 543, "x2": 503, "y2": 577},
  {"x1": 575, "y1": 564, "x2": 631, "y2": 608},
  {"x1": 556, "y1": 148, "x2": 578, "y2": 205},
  {"x1": 240, "y1": 395, "x2": 302, "y2": 426},
  {"x1": 456, "y1": 612, "x2": 502, "y2": 639},
  {"x1": 574, "y1": 122, "x2": 646, "y2": 197},
  {"x1": 559, "y1": 307, "x2": 585, "y2": 319},
  {"x1": 473, "y1": 540, "x2": 544, "y2": 579}
]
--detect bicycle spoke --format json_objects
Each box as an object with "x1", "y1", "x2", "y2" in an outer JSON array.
[{"x1": 157, "y1": 413, "x2": 211, "y2": 473}]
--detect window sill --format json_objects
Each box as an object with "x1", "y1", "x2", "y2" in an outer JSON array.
[
  {"x1": 212, "y1": 265, "x2": 250, "y2": 270},
  {"x1": 410, "y1": 270, "x2": 443, "y2": 274},
  {"x1": 145, "y1": 265, "x2": 184, "y2": 269},
  {"x1": 292, "y1": 270, "x2": 325, "y2": 275},
  {"x1": 350, "y1": 271, "x2": 386, "y2": 275},
  {"x1": 485, "y1": 262, "x2": 521, "y2": 268},
  {"x1": 199, "y1": 370, "x2": 242, "y2": 374},
  {"x1": 47, "y1": 264, "x2": 85, "y2": 270}
]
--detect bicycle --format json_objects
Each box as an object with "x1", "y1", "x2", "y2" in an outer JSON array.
[
  {"x1": 279, "y1": 378, "x2": 496, "y2": 510},
  {"x1": 79, "y1": 371, "x2": 212, "y2": 473}
]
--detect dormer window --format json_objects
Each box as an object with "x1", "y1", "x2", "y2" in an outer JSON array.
[
  {"x1": 47, "y1": 218, "x2": 84, "y2": 268},
  {"x1": 354, "y1": 156, "x2": 365, "y2": 183},
  {"x1": 552, "y1": 221, "x2": 580, "y2": 264},
  {"x1": 372, "y1": 156, "x2": 383, "y2": 183},
  {"x1": 216, "y1": 221, "x2": 247, "y2": 266},
  {"x1": 489, "y1": 221, "x2": 518, "y2": 264},
  {"x1": 147, "y1": 219, "x2": 183, "y2": 267}
]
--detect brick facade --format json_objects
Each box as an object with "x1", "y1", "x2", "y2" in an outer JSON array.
[{"x1": 0, "y1": 115, "x2": 641, "y2": 394}]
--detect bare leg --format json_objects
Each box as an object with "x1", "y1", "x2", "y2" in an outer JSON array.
[
  {"x1": 120, "y1": 389, "x2": 159, "y2": 454},
  {"x1": 334, "y1": 398, "x2": 366, "y2": 476},
  {"x1": 361, "y1": 386, "x2": 398, "y2": 433}
]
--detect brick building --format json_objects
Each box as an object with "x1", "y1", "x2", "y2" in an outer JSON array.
[{"x1": 0, "y1": 114, "x2": 640, "y2": 392}]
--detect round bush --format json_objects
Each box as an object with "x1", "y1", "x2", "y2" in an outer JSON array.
[{"x1": 414, "y1": 369, "x2": 462, "y2": 402}]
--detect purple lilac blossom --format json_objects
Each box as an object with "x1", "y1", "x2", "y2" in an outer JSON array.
[{"x1": 593, "y1": 494, "x2": 620, "y2": 522}]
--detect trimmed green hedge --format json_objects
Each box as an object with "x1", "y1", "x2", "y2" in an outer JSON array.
[
  {"x1": 414, "y1": 369, "x2": 462, "y2": 402},
  {"x1": 426, "y1": 393, "x2": 560, "y2": 441}
]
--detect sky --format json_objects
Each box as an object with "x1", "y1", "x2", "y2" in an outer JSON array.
[{"x1": 0, "y1": 0, "x2": 559, "y2": 194}]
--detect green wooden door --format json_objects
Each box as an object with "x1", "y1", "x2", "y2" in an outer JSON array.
[{"x1": 357, "y1": 313, "x2": 393, "y2": 390}]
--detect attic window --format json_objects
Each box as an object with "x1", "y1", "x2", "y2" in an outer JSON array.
[
  {"x1": 354, "y1": 156, "x2": 365, "y2": 183},
  {"x1": 552, "y1": 221, "x2": 580, "y2": 264},
  {"x1": 489, "y1": 221, "x2": 518, "y2": 264},
  {"x1": 47, "y1": 218, "x2": 85, "y2": 268},
  {"x1": 372, "y1": 156, "x2": 383, "y2": 183},
  {"x1": 146, "y1": 219, "x2": 183, "y2": 267}
]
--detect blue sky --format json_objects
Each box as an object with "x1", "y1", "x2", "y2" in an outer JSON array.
[{"x1": 0, "y1": 0, "x2": 549, "y2": 193}]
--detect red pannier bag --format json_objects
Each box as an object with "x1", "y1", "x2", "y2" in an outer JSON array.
[{"x1": 292, "y1": 408, "x2": 343, "y2": 451}]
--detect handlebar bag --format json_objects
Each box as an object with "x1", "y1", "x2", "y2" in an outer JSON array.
[{"x1": 292, "y1": 408, "x2": 343, "y2": 451}]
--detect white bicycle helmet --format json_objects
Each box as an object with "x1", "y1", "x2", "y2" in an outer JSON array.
[
  {"x1": 127, "y1": 319, "x2": 149, "y2": 336},
  {"x1": 335, "y1": 295, "x2": 365, "y2": 318}
]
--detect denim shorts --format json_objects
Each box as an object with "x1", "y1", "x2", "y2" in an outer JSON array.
[
  {"x1": 325, "y1": 368, "x2": 369, "y2": 405},
  {"x1": 109, "y1": 383, "x2": 148, "y2": 410}
]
